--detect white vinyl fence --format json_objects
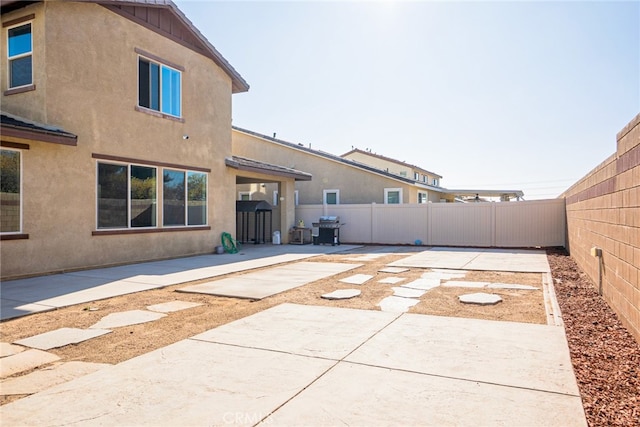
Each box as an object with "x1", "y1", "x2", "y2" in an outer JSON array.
[{"x1": 295, "y1": 198, "x2": 566, "y2": 248}]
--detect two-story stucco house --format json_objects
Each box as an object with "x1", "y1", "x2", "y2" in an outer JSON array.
[
  {"x1": 232, "y1": 127, "x2": 451, "y2": 212},
  {"x1": 0, "y1": 0, "x2": 273, "y2": 279}
]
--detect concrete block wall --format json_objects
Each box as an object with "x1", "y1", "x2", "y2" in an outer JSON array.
[{"x1": 561, "y1": 113, "x2": 640, "y2": 343}]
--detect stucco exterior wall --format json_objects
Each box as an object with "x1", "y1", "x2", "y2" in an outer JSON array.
[
  {"x1": 1, "y1": 2, "x2": 236, "y2": 279},
  {"x1": 342, "y1": 150, "x2": 440, "y2": 185},
  {"x1": 232, "y1": 130, "x2": 425, "y2": 205},
  {"x1": 560, "y1": 113, "x2": 640, "y2": 343}
]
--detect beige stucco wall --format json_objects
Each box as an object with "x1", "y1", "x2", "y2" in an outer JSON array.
[
  {"x1": 1, "y1": 2, "x2": 236, "y2": 278},
  {"x1": 560, "y1": 113, "x2": 640, "y2": 344},
  {"x1": 342, "y1": 150, "x2": 440, "y2": 185},
  {"x1": 232, "y1": 130, "x2": 443, "y2": 206}
]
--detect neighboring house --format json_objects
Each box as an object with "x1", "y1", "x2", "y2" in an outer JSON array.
[
  {"x1": 0, "y1": 0, "x2": 303, "y2": 279},
  {"x1": 232, "y1": 127, "x2": 450, "y2": 215},
  {"x1": 341, "y1": 148, "x2": 443, "y2": 189}
]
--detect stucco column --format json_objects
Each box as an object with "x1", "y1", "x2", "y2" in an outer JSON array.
[{"x1": 278, "y1": 180, "x2": 296, "y2": 244}]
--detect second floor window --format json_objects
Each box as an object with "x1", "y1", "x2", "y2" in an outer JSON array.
[
  {"x1": 7, "y1": 23, "x2": 32, "y2": 88},
  {"x1": 138, "y1": 57, "x2": 181, "y2": 117}
]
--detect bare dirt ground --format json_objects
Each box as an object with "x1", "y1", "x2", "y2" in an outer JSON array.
[
  {"x1": 5, "y1": 247, "x2": 638, "y2": 427},
  {"x1": 0, "y1": 251, "x2": 544, "y2": 406},
  {"x1": 548, "y1": 249, "x2": 640, "y2": 427}
]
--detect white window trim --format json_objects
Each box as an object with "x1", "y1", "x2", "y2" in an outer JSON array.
[
  {"x1": 0, "y1": 148, "x2": 23, "y2": 234},
  {"x1": 418, "y1": 191, "x2": 428, "y2": 204},
  {"x1": 7, "y1": 21, "x2": 33, "y2": 90},
  {"x1": 137, "y1": 54, "x2": 183, "y2": 119},
  {"x1": 384, "y1": 188, "x2": 403, "y2": 204},
  {"x1": 238, "y1": 191, "x2": 251, "y2": 201},
  {"x1": 273, "y1": 190, "x2": 279, "y2": 206},
  {"x1": 294, "y1": 190, "x2": 299, "y2": 206},
  {"x1": 323, "y1": 189, "x2": 340, "y2": 205}
]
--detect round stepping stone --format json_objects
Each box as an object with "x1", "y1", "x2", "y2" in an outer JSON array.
[
  {"x1": 321, "y1": 289, "x2": 361, "y2": 300},
  {"x1": 458, "y1": 293, "x2": 502, "y2": 306}
]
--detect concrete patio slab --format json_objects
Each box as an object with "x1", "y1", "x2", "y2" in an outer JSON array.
[
  {"x1": 178, "y1": 262, "x2": 360, "y2": 300},
  {"x1": 90, "y1": 310, "x2": 166, "y2": 329},
  {"x1": 0, "y1": 342, "x2": 25, "y2": 358},
  {"x1": 0, "y1": 340, "x2": 335, "y2": 427},
  {"x1": 0, "y1": 303, "x2": 586, "y2": 426},
  {"x1": 0, "y1": 349, "x2": 60, "y2": 379},
  {"x1": 1, "y1": 245, "x2": 361, "y2": 321},
  {"x1": 390, "y1": 247, "x2": 550, "y2": 273},
  {"x1": 459, "y1": 292, "x2": 503, "y2": 305},
  {"x1": 377, "y1": 296, "x2": 420, "y2": 312},
  {"x1": 391, "y1": 287, "x2": 426, "y2": 298},
  {"x1": 339, "y1": 274, "x2": 373, "y2": 285},
  {"x1": 345, "y1": 313, "x2": 580, "y2": 395},
  {"x1": 191, "y1": 303, "x2": 399, "y2": 359},
  {"x1": 401, "y1": 278, "x2": 441, "y2": 290},
  {"x1": 321, "y1": 289, "x2": 361, "y2": 300},
  {"x1": 378, "y1": 267, "x2": 409, "y2": 273},
  {"x1": 263, "y1": 362, "x2": 586, "y2": 427},
  {"x1": 0, "y1": 361, "x2": 110, "y2": 395},
  {"x1": 378, "y1": 277, "x2": 406, "y2": 284},
  {"x1": 14, "y1": 328, "x2": 112, "y2": 350},
  {"x1": 146, "y1": 301, "x2": 202, "y2": 313}
]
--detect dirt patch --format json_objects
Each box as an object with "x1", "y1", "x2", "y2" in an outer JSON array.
[
  {"x1": 548, "y1": 249, "x2": 640, "y2": 427},
  {"x1": 1, "y1": 251, "x2": 545, "y2": 406}
]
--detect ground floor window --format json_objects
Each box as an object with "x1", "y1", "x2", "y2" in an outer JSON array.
[
  {"x1": 384, "y1": 188, "x2": 402, "y2": 204},
  {"x1": 418, "y1": 192, "x2": 428, "y2": 204},
  {"x1": 1, "y1": 149, "x2": 21, "y2": 233},
  {"x1": 238, "y1": 191, "x2": 251, "y2": 201},
  {"x1": 97, "y1": 161, "x2": 206, "y2": 229}
]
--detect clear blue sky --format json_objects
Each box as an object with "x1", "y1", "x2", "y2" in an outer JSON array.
[{"x1": 176, "y1": 0, "x2": 639, "y2": 199}]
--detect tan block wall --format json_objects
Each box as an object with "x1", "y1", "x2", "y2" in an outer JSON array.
[
  {"x1": 561, "y1": 113, "x2": 640, "y2": 343},
  {"x1": 1, "y1": 3, "x2": 236, "y2": 278}
]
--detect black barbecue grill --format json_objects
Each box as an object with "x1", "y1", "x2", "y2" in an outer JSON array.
[{"x1": 312, "y1": 216, "x2": 344, "y2": 245}]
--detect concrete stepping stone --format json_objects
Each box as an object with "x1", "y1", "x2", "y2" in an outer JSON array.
[
  {"x1": 14, "y1": 328, "x2": 112, "y2": 351},
  {"x1": 1, "y1": 342, "x2": 25, "y2": 358},
  {"x1": 459, "y1": 293, "x2": 503, "y2": 305},
  {"x1": 442, "y1": 281, "x2": 490, "y2": 289},
  {"x1": 378, "y1": 267, "x2": 409, "y2": 274},
  {"x1": 339, "y1": 274, "x2": 373, "y2": 285},
  {"x1": 378, "y1": 296, "x2": 419, "y2": 313},
  {"x1": 488, "y1": 283, "x2": 539, "y2": 290},
  {"x1": 321, "y1": 289, "x2": 361, "y2": 300},
  {"x1": 378, "y1": 277, "x2": 406, "y2": 284},
  {"x1": 391, "y1": 287, "x2": 426, "y2": 298},
  {"x1": 422, "y1": 271, "x2": 467, "y2": 280},
  {"x1": 146, "y1": 301, "x2": 202, "y2": 313},
  {"x1": 401, "y1": 278, "x2": 441, "y2": 291},
  {"x1": 0, "y1": 349, "x2": 60, "y2": 379},
  {"x1": 90, "y1": 310, "x2": 166, "y2": 329},
  {"x1": 1, "y1": 361, "x2": 110, "y2": 395}
]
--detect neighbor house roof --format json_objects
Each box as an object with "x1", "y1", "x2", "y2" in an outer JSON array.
[
  {"x1": 232, "y1": 126, "x2": 445, "y2": 192},
  {"x1": 225, "y1": 156, "x2": 312, "y2": 181},
  {"x1": 1, "y1": 112, "x2": 78, "y2": 146},
  {"x1": 340, "y1": 148, "x2": 443, "y2": 179},
  {"x1": 0, "y1": 0, "x2": 249, "y2": 93}
]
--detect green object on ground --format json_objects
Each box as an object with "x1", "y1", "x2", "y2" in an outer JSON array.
[{"x1": 221, "y1": 232, "x2": 239, "y2": 254}]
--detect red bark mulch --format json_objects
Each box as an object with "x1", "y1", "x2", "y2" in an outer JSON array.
[{"x1": 547, "y1": 249, "x2": 640, "y2": 427}]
